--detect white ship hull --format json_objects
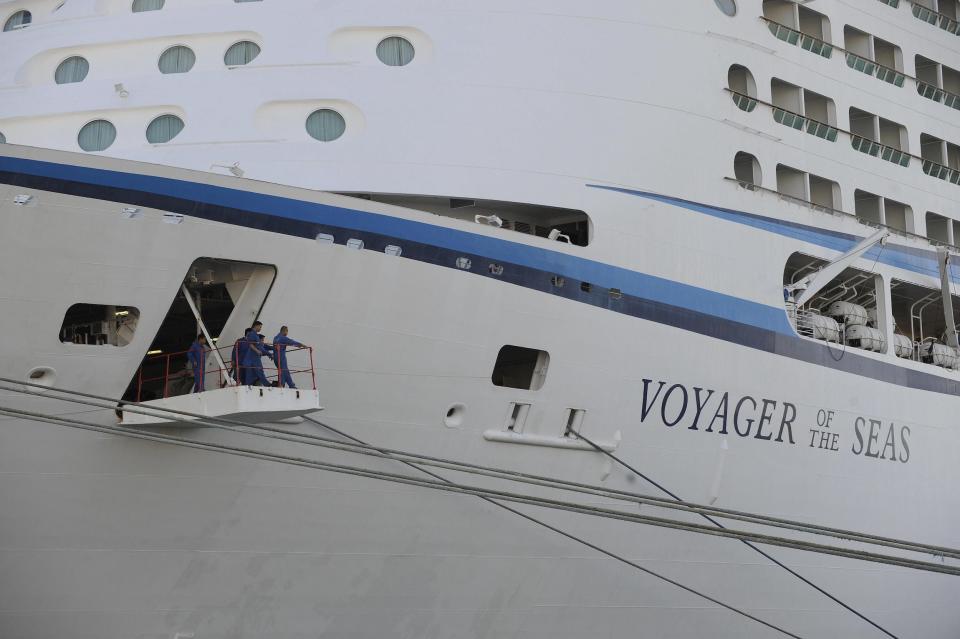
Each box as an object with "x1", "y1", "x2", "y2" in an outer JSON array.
[
  {"x1": 3, "y1": 0, "x2": 960, "y2": 636},
  {"x1": 0, "y1": 146, "x2": 958, "y2": 638}
]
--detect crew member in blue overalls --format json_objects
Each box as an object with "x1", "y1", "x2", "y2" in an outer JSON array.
[
  {"x1": 186, "y1": 333, "x2": 208, "y2": 393},
  {"x1": 243, "y1": 321, "x2": 271, "y2": 386},
  {"x1": 232, "y1": 335, "x2": 248, "y2": 384},
  {"x1": 272, "y1": 325, "x2": 306, "y2": 388}
]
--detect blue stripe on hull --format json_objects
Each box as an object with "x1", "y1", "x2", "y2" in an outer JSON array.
[{"x1": 3, "y1": 155, "x2": 960, "y2": 396}]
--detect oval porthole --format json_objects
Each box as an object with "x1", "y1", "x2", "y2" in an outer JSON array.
[
  {"x1": 158, "y1": 45, "x2": 196, "y2": 74},
  {"x1": 224, "y1": 40, "x2": 260, "y2": 66},
  {"x1": 305, "y1": 109, "x2": 346, "y2": 142},
  {"x1": 714, "y1": 0, "x2": 737, "y2": 16},
  {"x1": 55, "y1": 56, "x2": 89, "y2": 84},
  {"x1": 146, "y1": 114, "x2": 184, "y2": 143},
  {"x1": 444, "y1": 403, "x2": 465, "y2": 428},
  {"x1": 26, "y1": 366, "x2": 57, "y2": 388},
  {"x1": 376, "y1": 36, "x2": 415, "y2": 67},
  {"x1": 77, "y1": 119, "x2": 117, "y2": 152}
]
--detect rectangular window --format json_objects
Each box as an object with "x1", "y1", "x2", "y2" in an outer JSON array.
[
  {"x1": 491, "y1": 345, "x2": 549, "y2": 391},
  {"x1": 60, "y1": 304, "x2": 139, "y2": 346}
]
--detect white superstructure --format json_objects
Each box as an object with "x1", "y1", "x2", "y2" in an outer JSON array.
[{"x1": 2, "y1": 1, "x2": 960, "y2": 637}]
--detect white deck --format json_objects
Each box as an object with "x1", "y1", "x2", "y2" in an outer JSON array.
[{"x1": 121, "y1": 386, "x2": 322, "y2": 426}]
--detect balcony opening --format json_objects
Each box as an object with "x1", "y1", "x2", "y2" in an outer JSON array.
[
  {"x1": 491, "y1": 345, "x2": 549, "y2": 391},
  {"x1": 943, "y1": 65, "x2": 960, "y2": 97},
  {"x1": 763, "y1": 0, "x2": 832, "y2": 56},
  {"x1": 883, "y1": 199, "x2": 913, "y2": 233},
  {"x1": 921, "y1": 133, "x2": 945, "y2": 164},
  {"x1": 917, "y1": 55, "x2": 940, "y2": 86},
  {"x1": 728, "y1": 64, "x2": 758, "y2": 111},
  {"x1": 844, "y1": 25, "x2": 872, "y2": 59},
  {"x1": 873, "y1": 37, "x2": 901, "y2": 71},
  {"x1": 337, "y1": 193, "x2": 591, "y2": 247},
  {"x1": 849, "y1": 107, "x2": 876, "y2": 141},
  {"x1": 926, "y1": 211, "x2": 954, "y2": 245},
  {"x1": 941, "y1": 0, "x2": 959, "y2": 21},
  {"x1": 771, "y1": 78, "x2": 803, "y2": 115},
  {"x1": 734, "y1": 152, "x2": 762, "y2": 189},
  {"x1": 803, "y1": 89, "x2": 835, "y2": 125},
  {"x1": 948, "y1": 141, "x2": 960, "y2": 170},
  {"x1": 878, "y1": 117, "x2": 907, "y2": 152},
  {"x1": 776, "y1": 165, "x2": 808, "y2": 201},
  {"x1": 808, "y1": 174, "x2": 840, "y2": 210},
  {"x1": 855, "y1": 190, "x2": 882, "y2": 225},
  {"x1": 797, "y1": 5, "x2": 830, "y2": 41}
]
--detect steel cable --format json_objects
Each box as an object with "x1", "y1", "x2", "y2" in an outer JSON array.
[
  {"x1": 0, "y1": 402, "x2": 809, "y2": 639},
  {"x1": 573, "y1": 431, "x2": 902, "y2": 639},
  {"x1": 0, "y1": 402, "x2": 956, "y2": 578},
  {"x1": 1, "y1": 378, "x2": 957, "y2": 562},
  {"x1": 1, "y1": 378, "x2": 958, "y2": 563}
]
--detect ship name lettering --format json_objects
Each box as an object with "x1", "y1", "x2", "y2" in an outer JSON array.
[
  {"x1": 640, "y1": 379, "x2": 796, "y2": 444},
  {"x1": 851, "y1": 417, "x2": 911, "y2": 464}
]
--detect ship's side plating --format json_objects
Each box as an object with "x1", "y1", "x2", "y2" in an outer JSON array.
[{"x1": 1, "y1": 1, "x2": 960, "y2": 638}]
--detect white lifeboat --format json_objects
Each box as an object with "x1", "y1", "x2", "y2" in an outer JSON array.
[
  {"x1": 844, "y1": 325, "x2": 885, "y2": 352},
  {"x1": 826, "y1": 301, "x2": 869, "y2": 326}
]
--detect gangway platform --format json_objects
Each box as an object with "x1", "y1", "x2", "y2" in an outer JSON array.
[
  {"x1": 122, "y1": 386, "x2": 323, "y2": 426},
  {"x1": 124, "y1": 337, "x2": 321, "y2": 426}
]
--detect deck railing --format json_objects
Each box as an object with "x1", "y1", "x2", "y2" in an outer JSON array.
[{"x1": 135, "y1": 342, "x2": 316, "y2": 401}]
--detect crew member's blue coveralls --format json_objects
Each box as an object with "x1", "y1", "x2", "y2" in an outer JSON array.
[
  {"x1": 186, "y1": 339, "x2": 206, "y2": 393},
  {"x1": 273, "y1": 332, "x2": 305, "y2": 388},
  {"x1": 243, "y1": 329, "x2": 270, "y2": 386},
  {"x1": 233, "y1": 338, "x2": 248, "y2": 383}
]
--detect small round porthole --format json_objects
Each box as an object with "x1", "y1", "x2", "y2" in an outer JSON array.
[
  {"x1": 26, "y1": 366, "x2": 57, "y2": 388},
  {"x1": 444, "y1": 403, "x2": 465, "y2": 428},
  {"x1": 714, "y1": 0, "x2": 737, "y2": 16}
]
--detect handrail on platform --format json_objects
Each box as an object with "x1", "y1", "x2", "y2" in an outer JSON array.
[{"x1": 135, "y1": 341, "x2": 316, "y2": 402}]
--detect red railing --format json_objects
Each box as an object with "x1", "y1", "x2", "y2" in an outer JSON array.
[{"x1": 135, "y1": 341, "x2": 316, "y2": 402}]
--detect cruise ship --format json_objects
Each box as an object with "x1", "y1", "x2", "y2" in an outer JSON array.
[{"x1": 2, "y1": 0, "x2": 960, "y2": 637}]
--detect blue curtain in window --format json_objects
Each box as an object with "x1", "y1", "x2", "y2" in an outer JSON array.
[
  {"x1": 224, "y1": 41, "x2": 261, "y2": 66},
  {"x1": 78, "y1": 120, "x2": 116, "y2": 152},
  {"x1": 306, "y1": 110, "x2": 346, "y2": 142},
  {"x1": 3, "y1": 10, "x2": 31, "y2": 31},
  {"x1": 146, "y1": 115, "x2": 184, "y2": 144},
  {"x1": 55, "y1": 57, "x2": 90, "y2": 84},
  {"x1": 132, "y1": 0, "x2": 164, "y2": 12},
  {"x1": 376, "y1": 37, "x2": 415, "y2": 66},
  {"x1": 158, "y1": 46, "x2": 196, "y2": 74}
]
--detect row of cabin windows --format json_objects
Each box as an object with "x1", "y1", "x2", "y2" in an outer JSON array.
[
  {"x1": 734, "y1": 151, "x2": 956, "y2": 245},
  {"x1": 36, "y1": 37, "x2": 411, "y2": 84},
  {"x1": 762, "y1": 0, "x2": 903, "y2": 62},
  {"x1": 729, "y1": 66, "x2": 909, "y2": 161},
  {"x1": 729, "y1": 64, "x2": 960, "y2": 174},
  {"x1": 878, "y1": 0, "x2": 960, "y2": 36},
  {"x1": 763, "y1": 0, "x2": 960, "y2": 97},
  {"x1": 67, "y1": 109, "x2": 343, "y2": 152}
]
